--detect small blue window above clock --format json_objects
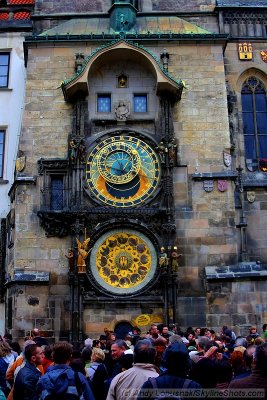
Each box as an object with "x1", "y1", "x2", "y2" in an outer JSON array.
[
  {"x1": 134, "y1": 94, "x2": 147, "y2": 113},
  {"x1": 97, "y1": 94, "x2": 111, "y2": 113}
]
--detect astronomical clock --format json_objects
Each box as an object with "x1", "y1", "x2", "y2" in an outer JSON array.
[
  {"x1": 85, "y1": 134, "x2": 161, "y2": 208},
  {"x1": 84, "y1": 132, "x2": 163, "y2": 297}
]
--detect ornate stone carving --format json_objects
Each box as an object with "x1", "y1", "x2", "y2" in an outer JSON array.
[{"x1": 114, "y1": 101, "x2": 130, "y2": 120}]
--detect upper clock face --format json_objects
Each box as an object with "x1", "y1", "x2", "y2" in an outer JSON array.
[{"x1": 86, "y1": 134, "x2": 161, "y2": 207}]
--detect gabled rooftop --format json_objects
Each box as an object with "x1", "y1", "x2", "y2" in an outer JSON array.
[
  {"x1": 8, "y1": 0, "x2": 34, "y2": 3},
  {"x1": 0, "y1": 0, "x2": 34, "y2": 29},
  {"x1": 38, "y1": 15, "x2": 213, "y2": 37}
]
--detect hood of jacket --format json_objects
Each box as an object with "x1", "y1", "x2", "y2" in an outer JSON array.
[
  {"x1": 39, "y1": 365, "x2": 73, "y2": 395},
  {"x1": 133, "y1": 363, "x2": 160, "y2": 372}
]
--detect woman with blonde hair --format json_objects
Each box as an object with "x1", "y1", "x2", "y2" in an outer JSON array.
[{"x1": 87, "y1": 347, "x2": 109, "y2": 400}]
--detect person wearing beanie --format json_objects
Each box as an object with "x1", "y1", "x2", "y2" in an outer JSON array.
[{"x1": 138, "y1": 342, "x2": 201, "y2": 400}]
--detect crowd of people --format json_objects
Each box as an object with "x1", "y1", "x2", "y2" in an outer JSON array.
[{"x1": 0, "y1": 324, "x2": 266, "y2": 400}]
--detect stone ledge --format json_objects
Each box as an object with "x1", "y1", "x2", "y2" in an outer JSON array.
[
  {"x1": 205, "y1": 261, "x2": 267, "y2": 281},
  {"x1": 192, "y1": 171, "x2": 238, "y2": 180}
]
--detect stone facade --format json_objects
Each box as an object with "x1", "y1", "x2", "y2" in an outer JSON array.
[{"x1": 1, "y1": 0, "x2": 267, "y2": 341}]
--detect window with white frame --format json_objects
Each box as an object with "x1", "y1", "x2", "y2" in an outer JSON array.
[
  {"x1": 0, "y1": 130, "x2": 5, "y2": 178},
  {"x1": 0, "y1": 53, "x2": 10, "y2": 88}
]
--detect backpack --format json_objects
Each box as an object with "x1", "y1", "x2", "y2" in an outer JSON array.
[
  {"x1": 147, "y1": 377, "x2": 192, "y2": 400},
  {"x1": 42, "y1": 371, "x2": 82, "y2": 400}
]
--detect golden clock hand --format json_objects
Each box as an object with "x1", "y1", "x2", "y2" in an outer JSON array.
[{"x1": 122, "y1": 160, "x2": 130, "y2": 171}]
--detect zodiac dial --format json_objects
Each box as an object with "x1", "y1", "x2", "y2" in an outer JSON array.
[
  {"x1": 86, "y1": 135, "x2": 161, "y2": 207},
  {"x1": 89, "y1": 229, "x2": 158, "y2": 295}
]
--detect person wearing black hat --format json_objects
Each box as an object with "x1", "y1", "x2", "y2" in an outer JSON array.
[
  {"x1": 99, "y1": 335, "x2": 107, "y2": 349},
  {"x1": 137, "y1": 342, "x2": 201, "y2": 400}
]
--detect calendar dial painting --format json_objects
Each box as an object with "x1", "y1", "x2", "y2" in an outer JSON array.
[{"x1": 90, "y1": 229, "x2": 158, "y2": 295}]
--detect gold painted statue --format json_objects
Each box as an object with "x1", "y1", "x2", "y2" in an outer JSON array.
[{"x1": 76, "y1": 237, "x2": 91, "y2": 273}]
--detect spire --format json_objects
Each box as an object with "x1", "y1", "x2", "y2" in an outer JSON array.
[{"x1": 109, "y1": 0, "x2": 137, "y2": 32}]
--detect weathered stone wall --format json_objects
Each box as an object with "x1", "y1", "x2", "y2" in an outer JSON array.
[
  {"x1": 34, "y1": 0, "x2": 216, "y2": 14},
  {"x1": 193, "y1": 37, "x2": 267, "y2": 335},
  {"x1": 152, "y1": 0, "x2": 216, "y2": 12},
  {"x1": 8, "y1": 5, "x2": 267, "y2": 338},
  {"x1": 11, "y1": 39, "x2": 236, "y2": 338},
  {"x1": 84, "y1": 302, "x2": 164, "y2": 337},
  {"x1": 207, "y1": 280, "x2": 267, "y2": 336},
  {"x1": 170, "y1": 41, "x2": 236, "y2": 303},
  {"x1": 35, "y1": 0, "x2": 106, "y2": 14}
]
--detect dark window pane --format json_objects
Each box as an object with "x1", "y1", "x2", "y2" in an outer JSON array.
[
  {"x1": 0, "y1": 131, "x2": 4, "y2": 145},
  {"x1": 0, "y1": 54, "x2": 9, "y2": 66},
  {"x1": 247, "y1": 77, "x2": 258, "y2": 88},
  {"x1": 51, "y1": 177, "x2": 64, "y2": 210},
  {"x1": 0, "y1": 66, "x2": 8, "y2": 75},
  {"x1": 242, "y1": 113, "x2": 255, "y2": 135},
  {"x1": 255, "y1": 93, "x2": 267, "y2": 111},
  {"x1": 97, "y1": 95, "x2": 111, "y2": 112},
  {"x1": 0, "y1": 53, "x2": 9, "y2": 88},
  {"x1": 258, "y1": 136, "x2": 267, "y2": 158},
  {"x1": 256, "y1": 112, "x2": 267, "y2": 135},
  {"x1": 244, "y1": 135, "x2": 256, "y2": 159},
  {"x1": 0, "y1": 76, "x2": 7, "y2": 87},
  {"x1": 241, "y1": 93, "x2": 253, "y2": 111}
]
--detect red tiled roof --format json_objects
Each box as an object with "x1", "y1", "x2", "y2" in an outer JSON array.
[
  {"x1": 14, "y1": 10, "x2": 30, "y2": 19},
  {"x1": 9, "y1": 0, "x2": 35, "y2": 4},
  {"x1": 0, "y1": 12, "x2": 9, "y2": 20}
]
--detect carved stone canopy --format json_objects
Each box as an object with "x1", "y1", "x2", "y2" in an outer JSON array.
[{"x1": 62, "y1": 40, "x2": 183, "y2": 102}]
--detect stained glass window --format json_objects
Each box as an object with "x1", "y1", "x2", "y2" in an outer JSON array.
[
  {"x1": 0, "y1": 53, "x2": 10, "y2": 88},
  {"x1": 51, "y1": 176, "x2": 64, "y2": 210},
  {"x1": 241, "y1": 77, "x2": 267, "y2": 171},
  {"x1": 134, "y1": 94, "x2": 147, "y2": 113},
  {"x1": 97, "y1": 94, "x2": 111, "y2": 113}
]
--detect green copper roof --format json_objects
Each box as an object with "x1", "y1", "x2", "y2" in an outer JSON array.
[{"x1": 39, "y1": 16, "x2": 213, "y2": 37}]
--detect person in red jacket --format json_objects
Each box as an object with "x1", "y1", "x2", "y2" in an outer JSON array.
[{"x1": 41, "y1": 344, "x2": 54, "y2": 373}]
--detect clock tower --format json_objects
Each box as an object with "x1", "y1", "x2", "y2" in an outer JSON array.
[{"x1": 52, "y1": 39, "x2": 183, "y2": 340}]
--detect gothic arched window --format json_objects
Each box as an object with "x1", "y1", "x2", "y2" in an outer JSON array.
[{"x1": 241, "y1": 76, "x2": 267, "y2": 171}]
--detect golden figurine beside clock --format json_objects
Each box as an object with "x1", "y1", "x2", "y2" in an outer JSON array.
[{"x1": 86, "y1": 134, "x2": 161, "y2": 207}]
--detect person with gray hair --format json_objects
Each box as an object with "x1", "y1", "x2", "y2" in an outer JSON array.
[
  {"x1": 106, "y1": 339, "x2": 159, "y2": 400},
  {"x1": 168, "y1": 334, "x2": 183, "y2": 345}
]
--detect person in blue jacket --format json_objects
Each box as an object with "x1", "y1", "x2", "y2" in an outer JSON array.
[
  {"x1": 13, "y1": 344, "x2": 43, "y2": 400},
  {"x1": 35, "y1": 341, "x2": 95, "y2": 400}
]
